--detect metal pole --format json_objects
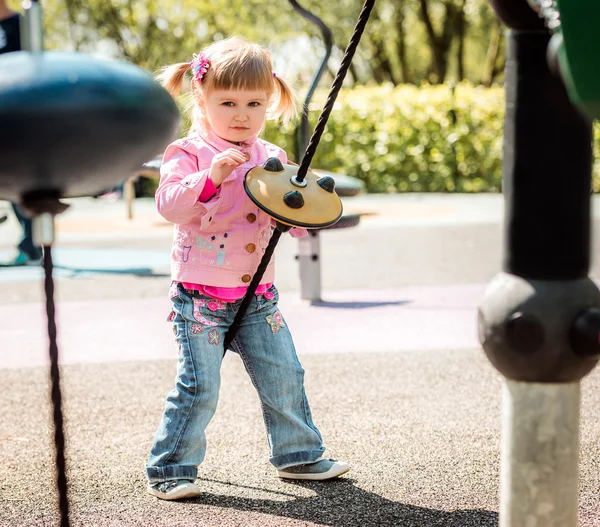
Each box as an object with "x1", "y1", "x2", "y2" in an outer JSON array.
[
  {"x1": 501, "y1": 381, "x2": 579, "y2": 527},
  {"x1": 298, "y1": 230, "x2": 322, "y2": 302},
  {"x1": 20, "y1": 0, "x2": 44, "y2": 52},
  {"x1": 288, "y1": 0, "x2": 333, "y2": 303},
  {"x1": 480, "y1": 2, "x2": 600, "y2": 525}
]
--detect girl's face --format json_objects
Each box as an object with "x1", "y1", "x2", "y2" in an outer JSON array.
[{"x1": 202, "y1": 89, "x2": 269, "y2": 144}]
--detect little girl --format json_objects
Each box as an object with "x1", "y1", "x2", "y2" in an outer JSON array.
[{"x1": 146, "y1": 37, "x2": 350, "y2": 501}]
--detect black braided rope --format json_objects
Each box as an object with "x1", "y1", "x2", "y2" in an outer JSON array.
[
  {"x1": 43, "y1": 246, "x2": 70, "y2": 527},
  {"x1": 223, "y1": 229, "x2": 283, "y2": 352},
  {"x1": 296, "y1": 0, "x2": 376, "y2": 183},
  {"x1": 222, "y1": 0, "x2": 375, "y2": 349}
]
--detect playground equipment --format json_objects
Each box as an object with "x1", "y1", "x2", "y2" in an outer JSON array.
[
  {"x1": 0, "y1": 0, "x2": 374, "y2": 523},
  {"x1": 125, "y1": 159, "x2": 364, "y2": 302},
  {"x1": 288, "y1": 0, "x2": 365, "y2": 302},
  {"x1": 527, "y1": 0, "x2": 600, "y2": 120},
  {"x1": 0, "y1": 2, "x2": 179, "y2": 525},
  {"x1": 480, "y1": 1, "x2": 600, "y2": 526},
  {"x1": 222, "y1": 0, "x2": 375, "y2": 349},
  {"x1": 126, "y1": 0, "x2": 366, "y2": 303},
  {"x1": 5, "y1": 0, "x2": 597, "y2": 524}
]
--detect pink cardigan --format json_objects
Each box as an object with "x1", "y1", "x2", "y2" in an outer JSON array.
[{"x1": 156, "y1": 128, "x2": 306, "y2": 291}]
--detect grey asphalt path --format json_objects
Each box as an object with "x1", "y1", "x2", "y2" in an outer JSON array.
[
  {"x1": 2, "y1": 194, "x2": 600, "y2": 526},
  {"x1": 2, "y1": 351, "x2": 600, "y2": 526}
]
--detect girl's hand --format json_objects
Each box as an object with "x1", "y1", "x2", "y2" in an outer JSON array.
[{"x1": 209, "y1": 149, "x2": 249, "y2": 187}]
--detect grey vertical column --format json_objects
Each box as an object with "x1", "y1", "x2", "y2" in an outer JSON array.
[
  {"x1": 298, "y1": 231, "x2": 322, "y2": 302},
  {"x1": 20, "y1": 0, "x2": 57, "y2": 247},
  {"x1": 288, "y1": 0, "x2": 333, "y2": 303},
  {"x1": 479, "y1": 1, "x2": 600, "y2": 526}
]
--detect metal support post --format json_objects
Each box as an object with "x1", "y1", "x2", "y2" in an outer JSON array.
[
  {"x1": 19, "y1": 0, "x2": 44, "y2": 52},
  {"x1": 297, "y1": 230, "x2": 322, "y2": 302},
  {"x1": 480, "y1": 2, "x2": 600, "y2": 525},
  {"x1": 501, "y1": 381, "x2": 579, "y2": 527}
]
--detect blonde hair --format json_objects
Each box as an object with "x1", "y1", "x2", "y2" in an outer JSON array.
[{"x1": 156, "y1": 37, "x2": 299, "y2": 132}]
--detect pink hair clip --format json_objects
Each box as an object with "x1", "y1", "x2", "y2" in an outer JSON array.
[{"x1": 190, "y1": 52, "x2": 210, "y2": 83}]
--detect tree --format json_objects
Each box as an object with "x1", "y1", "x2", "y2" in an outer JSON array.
[
  {"x1": 419, "y1": 0, "x2": 462, "y2": 83},
  {"x1": 36, "y1": 0, "x2": 504, "y2": 87}
]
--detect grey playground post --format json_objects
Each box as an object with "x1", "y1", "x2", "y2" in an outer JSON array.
[
  {"x1": 0, "y1": 1, "x2": 179, "y2": 524},
  {"x1": 479, "y1": 2, "x2": 600, "y2": 526},
  {"x1": 290, "y1": 0, "x2": 333, "y2": 303}
]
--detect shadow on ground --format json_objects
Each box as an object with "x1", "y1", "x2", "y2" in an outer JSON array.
[
  {"x1": 310, "y1": 300, "x2": 411, "y2": 309},
  {"x1": 193, "y1": 478, "x2": 498, "y2": 527},
  {"x1": 53, "y1": 265, "x2": 170, "y2": 278}
]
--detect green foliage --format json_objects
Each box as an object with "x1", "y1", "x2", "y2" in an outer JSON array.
[
  {"x1": 263, "y1": 83, "x2": 505, "y2": 193},
  {"x1": 137, "y1": 84, "x2": 600, "y2": 194},
  {"x1": 174, "y1": 83, "x2": 505, "y2": 193},
  {"x1": 40, "y1": 0, "x2": 305, "y2": 72},
  {"x1": 36, "y1": 0, "x2": 504, "y2": 87}
]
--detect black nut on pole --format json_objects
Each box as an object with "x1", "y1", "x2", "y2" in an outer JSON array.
[
  {"x1": 478, "y1": 274, "x2": 600, "y2": 383},
  {"x1": 570, "y1": 308, "x2": 600, "y2": 360},
  {"x1": 505, "y1": 312, "x2": 545, "y2": 355}
]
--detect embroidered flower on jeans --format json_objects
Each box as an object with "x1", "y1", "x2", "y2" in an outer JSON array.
[
  {"x1": 266, "y1": 311, "x2": 285, "y2": 333},
  {"x1": 166, "y1": 310, "x2": 176, "y2": 322},
  {"x1": 193, "y1": 298, "x2": 218, "y2": 326},
  {"x1": 208, "y1": 329, "x2": 220, "y2": 345},
  {"x1": 191, "y1": 323, "x2": 203, "y2": 335}
]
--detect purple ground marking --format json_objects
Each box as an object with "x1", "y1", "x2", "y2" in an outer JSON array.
[{"x1": 0, "y1": 284, "x2": 485, "y2": 369}]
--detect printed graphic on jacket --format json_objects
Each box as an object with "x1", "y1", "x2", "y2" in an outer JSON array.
[{"x1": 195, "y1": 233, "x2": 230, "y2": 266}]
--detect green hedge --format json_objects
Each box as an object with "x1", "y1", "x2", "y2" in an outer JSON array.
[
  {"x1": 176, "y1": 84, "x2": 600, "y2": 193},
  {"x1": 263, "y1": 83, "x2": 505, "y2": 193}
]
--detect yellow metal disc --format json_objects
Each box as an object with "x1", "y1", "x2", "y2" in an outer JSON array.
[{"x1": 244, "y1": 158, "x2": 343, "y2": 228}]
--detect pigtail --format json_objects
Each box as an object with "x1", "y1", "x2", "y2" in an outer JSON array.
[
  {"x1": 269, "y1": 75, "x2": 300, "y2": 125},
  {"x1": 155, "y1": 62, "x2": 191, "y2": 98}
]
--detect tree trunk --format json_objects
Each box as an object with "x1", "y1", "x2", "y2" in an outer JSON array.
[
  {"x1": 456, "y1": 0, "x2": 467, "y2": 81},
  {"x1": 482, "y1": 19, "x2": 501, "y2": 87},
  {"x1": 370, "y1": 35, "x2": 399, "y2": 84},
  {"x1": 395, "y1": 1, "x2": 413, "y2": 84},
  {"x1": 419, "y1": 0, "x2": 459, "y2": 84},
  {"x1": 348, "y1": 62, "x2": 359, "y2": 86}
]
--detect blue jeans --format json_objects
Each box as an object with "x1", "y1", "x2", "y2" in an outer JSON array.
[{"x1": 146, "y1": 284, "x2": 325, "y2": 484}]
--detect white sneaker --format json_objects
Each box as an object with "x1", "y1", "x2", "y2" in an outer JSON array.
[
  {"x1": 277, "y1": 458, "x2": 351, "y2": 481},
  {"x1": 147, "y1": 479, "x2": 201, "y2": 500}
]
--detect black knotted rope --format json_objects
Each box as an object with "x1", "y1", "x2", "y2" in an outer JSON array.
[
  {"x1": 295, "y1": 0, "x2": 376, "y2": 183},
  {"x1": 223, "y1": 0, "x2": 376, "y2": 351},
  {"x1": 288, "y1": 0, "x2": 333, "y2": 159},
  {"x1": 38, "y1": 2, "x2": 375, "y2": 521},
  {"x1": 223, "y1": 228, "x2": 285, "y2": 351},
  {"x1": 43, "y1": 246, "x2": 70, "y2": 527}
]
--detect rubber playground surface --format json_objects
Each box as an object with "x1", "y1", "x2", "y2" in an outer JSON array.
[{"x1": 2, "y1": 194, "x2": 600, "y2": 526}]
